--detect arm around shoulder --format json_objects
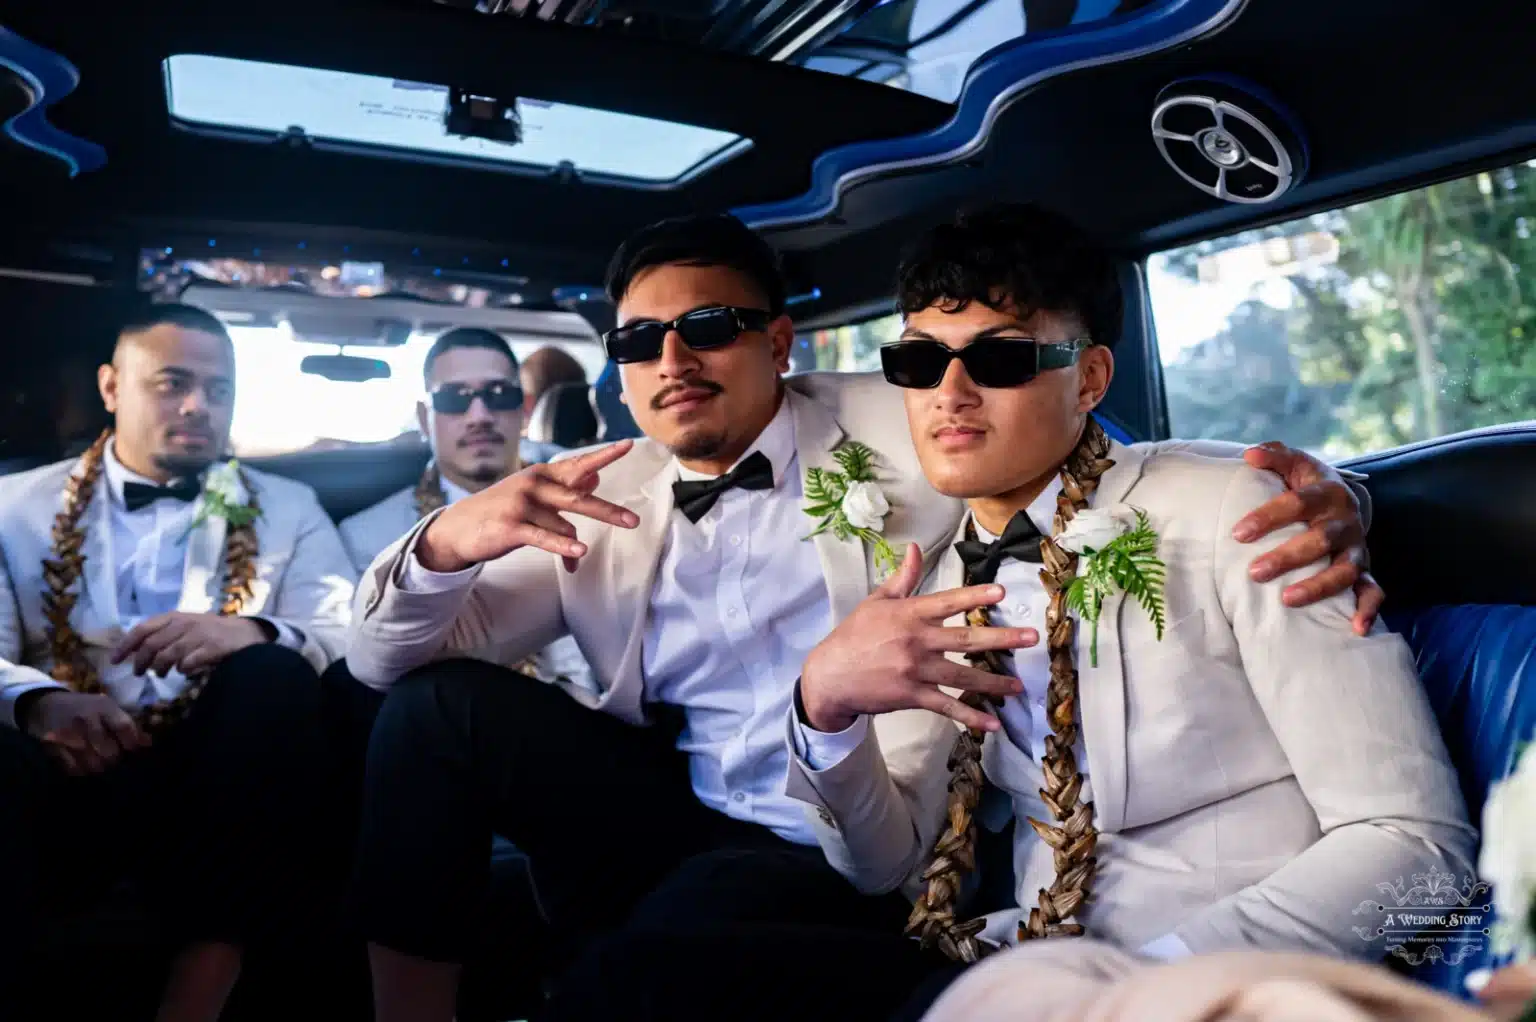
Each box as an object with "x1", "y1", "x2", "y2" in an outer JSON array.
[{"x1": 1171, "y1": 465, "x2": 1473, "y2": 955}]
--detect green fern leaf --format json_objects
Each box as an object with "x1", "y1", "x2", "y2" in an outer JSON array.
[{"x1": 833, "y1": 441, "x2": 876, "y2": 482}]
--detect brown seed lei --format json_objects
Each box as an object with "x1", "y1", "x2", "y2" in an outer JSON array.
[
  {"x1": 904, "y1": 417, "x2": 1114, "y2": 961},
  {"x1": 42, "y1": 429, "x2": 261, "y2": 732}
]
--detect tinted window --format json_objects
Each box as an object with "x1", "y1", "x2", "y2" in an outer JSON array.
[{"x1": 1149, "y1": 159, "x2": 1536, "y2": 458}]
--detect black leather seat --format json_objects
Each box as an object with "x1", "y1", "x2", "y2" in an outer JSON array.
[{"x1": 525, "y1": 381, "x2": 598, "y2": 449}]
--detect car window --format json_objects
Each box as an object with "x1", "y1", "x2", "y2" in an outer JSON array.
[
  {"x1": 1148, "y1": 158, "x2": 1536, "y2": 459},
  {"x1": 797, "y1": 313, "x2": 901, "y2": 373},
  {"x1": 228, "y1": 327, "x2": 606, "y2": 457}
]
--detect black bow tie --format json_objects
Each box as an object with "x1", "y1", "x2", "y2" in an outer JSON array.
[
  {"x1": 122, "y1": 479, "x2": 201, "y2": 513},
  {"x1": 671, "y1": 451, "x2": 774, "y2": 524},
  {"x1": 954, "y1": 512, "x2": 1045, "y2": 584}
]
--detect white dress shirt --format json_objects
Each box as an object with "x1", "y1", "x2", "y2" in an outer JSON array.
[
  {"x1": 100, "y1": 443, "x2": 304, "y2": 705},
  {"x1": 404, "y1": 399, "x2": 850, "y2": 845}
]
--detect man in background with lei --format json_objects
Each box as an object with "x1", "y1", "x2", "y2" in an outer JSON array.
[{"x1": 0, "y1": 303, "x2": 355, "y2": 1022}]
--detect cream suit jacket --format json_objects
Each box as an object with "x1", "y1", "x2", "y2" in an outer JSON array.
[
  {"x1": 339, "y1": 484, "x2": 594, "y2": 688},
  {"x1": 0, "y1": 457, "x2": 355, "y2": 727},
  {"x1": 786, "y1": 444, "x2": 1474, "y2": 958}
]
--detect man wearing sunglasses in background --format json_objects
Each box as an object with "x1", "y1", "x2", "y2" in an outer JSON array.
[
  {"x1": 338, "y1": 328, "x2": 589, "y2": 683},
  {"x1": 341, "y1": 214, "x2": 1381, "y2": 1022}
]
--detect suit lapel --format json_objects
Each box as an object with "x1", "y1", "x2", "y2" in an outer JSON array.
[
  {"x1": 601, "y1": 462, "x2": 677, "y2": 715},
  {"x1": 176, "y1": 468, "x2": 236, "y2": 615},
  {"x1": 789, "y1": 390, "x2": 873, "y2": 624},
  {"x1": 1076, "y1": 439, "x2": 1149, "y2": 834},
  {"x1": 72, "y1": 469, "x2": 120, "y2": 639}
]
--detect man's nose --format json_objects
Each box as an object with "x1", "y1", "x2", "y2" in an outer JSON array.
[
  {"x1": 179, "y1": 388, "x2": 209, "y2": 418},
  {"x1": 655, "y1": 328, "x2": 701, "y2": 378},
  {"x1": 932, "y1": 357, "x2": 979, "y2": 409},
  {"x1": 463, "y1": 395, "x2": 495, "y2": 422}
]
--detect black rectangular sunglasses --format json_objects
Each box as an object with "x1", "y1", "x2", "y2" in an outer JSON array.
[
  {"x1": 880, "y1": 337, "x2": 1091, "y2": 389},
  {"x1": 603, "y1": 305, "x2": 771, "y2": 364},
  {"x1": 430, "y1": 381, "x2": 525, "y2": 414}
]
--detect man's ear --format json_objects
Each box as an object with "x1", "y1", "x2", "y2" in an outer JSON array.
[
  {"x1": 768, "y1": 314, "x2": 795, "y2": 374},
  {"x1": 97, "y1": 363, "x2": 118, "y2": 414},
  {"x1": 415, "y1": 399, "x2": 430, "y2": 438},
  {"x1": 1077, "y1": 346, "x2": 1114, "y2": 413}
]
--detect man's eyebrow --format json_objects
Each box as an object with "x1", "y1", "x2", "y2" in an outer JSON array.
[{"x1": 897, "y1": 324, "x2": 1033, "y2": 343}]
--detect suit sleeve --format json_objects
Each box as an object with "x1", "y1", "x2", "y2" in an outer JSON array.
[
  {"x1": 783, "y1": 704, "x2": 959, "y2": 895},
  {"x1": 344, "y1": 509, "x2": 565, "y2": 692},
  {"x1": 0, "y1": 539, "x2": 65, "y2": 729},
  {"x1": 261, "y1": 490, "x2": 357, "y2": 673},
  {"x1": 1148, "y1": 438, "x2": 1372, "y2": 533},
  {"x1": 1169, "y1": 466, "x2": 1474, "y2": 957}
]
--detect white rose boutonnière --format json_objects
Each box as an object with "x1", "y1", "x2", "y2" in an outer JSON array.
[
  {"x1": 191, "y1": 459, "x2": 260, "y2": 530},
  {"x1": 802, "y1": 441, "x2": 898, "y2": 575},
  {"x1": 1056, "y1": 504, "x2": 1167, "y2": 668}
]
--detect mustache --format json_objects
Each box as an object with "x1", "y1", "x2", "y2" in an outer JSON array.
[
  {"x1": 651, "y1": 379, "x2": 724, "y2": 411},
  {"x1": 458, "y1": 428, "x2": 506, "y2": 447}
]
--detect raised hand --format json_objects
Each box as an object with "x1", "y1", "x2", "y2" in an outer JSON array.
[
  {"x1": 22, "y1": 690, "x2": 150, "y2": 775},
  {"x1": 799, "y1": 543, "x2": 1037, "y2": 735},
  {"x1": 416, "y1": 440, "x2": 640, "y2": 574}
]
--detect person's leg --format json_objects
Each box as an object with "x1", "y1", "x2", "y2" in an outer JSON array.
[
  {"x1": 351, "y1": 658, "x2": 720, "y2": 1022},
  {"x1": 537, "y1": 923, "x2": 954, "y2": 1022},
  {"x1": 0, "y1": 724, "x2": 70, "y2": 1020},
  {"x1": 150, "y1": 642, "x2": 331, "y2": 1022},
  {"x1": 624, "y1": 841, "x2": 911, "y2": 933}
]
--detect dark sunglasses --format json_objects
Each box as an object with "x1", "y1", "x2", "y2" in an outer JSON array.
[
  {"x1": 603, "y1": 305, "x2": 771, "y2": 364},
  {"x1": 430, "y1": 381, "x2": 525, "y2": 414},
  {"x1": 880, "y1": 337, "x2": 1091, "y2": 389}
]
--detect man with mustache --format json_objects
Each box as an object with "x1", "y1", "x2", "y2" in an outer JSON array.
[
  {"x1": 531, "y1": 205, "x2": 1470, "y2": 1022},
  {"x1": 0, "y1": 303, "x2": 355, "y2": 1021},
  {"x1": 338, "y1": 327, "x2": 587, "y2": 687},
  {"x1": 342, "y1": 213, "x2": 1383, "y2": 1022}
]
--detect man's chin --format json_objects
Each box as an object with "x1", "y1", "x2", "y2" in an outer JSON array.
[
  {"x1": 154, "y1": 451, "x2": 217, "y2": 479},
  {"x1": 666, "y1": 426, "x2": 729, "y2": 462}
]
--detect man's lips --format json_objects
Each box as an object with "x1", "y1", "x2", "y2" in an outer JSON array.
[
  {"x1": 659, "y1": 389, "x2": 718, "y2": 411},
  {"x1": 168, "y1": 429, "x2": 212, "y2": 445},
  {"x1": 933, "y1": 425, "x2": 987, "y2": 449},
  {"x1": 461, "y1": 434, "x2": 505, "y2": 448}
]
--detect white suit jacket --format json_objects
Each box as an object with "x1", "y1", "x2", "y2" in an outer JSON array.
[
  {"x1": 339, "y1": 485, "x2": 593, "y2": 688},
  {"x1": 0, "y1": 457, "x2": 356, "y2": 727},
  {"x1": 785, "y1": 443, "x2": 1475, "y2": 958},
  {"x1": 346, "y1": 375, "x2": 970, "y2": 739}
]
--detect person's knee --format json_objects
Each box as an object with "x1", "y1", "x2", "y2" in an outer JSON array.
[{"x1": 199, "y1": 641, "x2": 323, "y2": 735}]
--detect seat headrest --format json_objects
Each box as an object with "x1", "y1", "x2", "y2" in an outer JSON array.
[
  {"x1": 1347, "y1": 423, "x2": 1536, "y2": 608},
  {"x1": 592, "y1": 361, "x2": 640, "y2": 442},
  {"x1": 527, "y1": 382, "x2": 598, "y2": 449}
]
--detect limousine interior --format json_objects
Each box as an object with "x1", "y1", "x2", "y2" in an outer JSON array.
[{"x1": 3, "y1": 0, "x2": 1534, "y2": 1017}]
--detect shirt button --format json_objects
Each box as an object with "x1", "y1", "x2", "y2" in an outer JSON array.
[
  {"x1": 732, "y1": 792, "x2": 746, "y2": 803},
  {"x1": 726, "y1": 607, "x2": 738, "y2": 619},
  {"x1": 730, "y1": 535, "x2": 742, "y2": 546}
]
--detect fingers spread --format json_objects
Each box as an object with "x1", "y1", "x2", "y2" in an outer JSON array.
[
  {"x1": 912, "y1": 689, "x2": 1000, "y2": 733},
  {"x1": 922, "y1": 624, "x2": 1038, "y2": 655},
  {"x1": 516, "y1": 523, "x2": 588, "y2": 560},
  {"x1": 554, "y1": 440, "x2": 634, "y2": 482},
  {"x1": 911, "y1": 584, "x2": 1006, "y2": 623},
  {"x1": 531, "y1": 481, "x2": 639, "y2": 529},
  {"x1": 924, "y1": 660, "x2": 1024, "y2": 700}
]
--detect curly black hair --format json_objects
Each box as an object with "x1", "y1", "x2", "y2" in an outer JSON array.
[
  {"x1": 605, "y1": 213, "x2": 787, "y2": 317},
  {"x1": 896, "y1": 203, "x2": 1122, "y2": 349}
]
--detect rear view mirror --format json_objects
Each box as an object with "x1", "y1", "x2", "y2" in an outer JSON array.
[{"x1": 300, "y1": 354, "x2": 391, "y2": 383}]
